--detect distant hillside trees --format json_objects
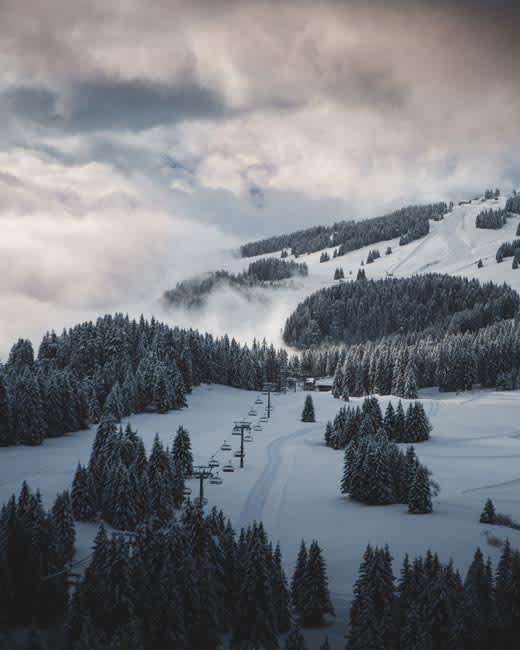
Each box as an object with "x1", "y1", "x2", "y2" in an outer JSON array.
[
  {"x1": 283, "y1": 274, "x2": 518, "y2": 349},
  {"x1": 164, "y1": 258, "x2": 308, "y2": 309},
  {"x1": 507, "y1": 195, "x2": 520, "y2": 215},
  {"x1": 475, "y1": 209, "x2": 507, "y2": 229},
  {"x1": 366, "y1": 249, "x2": 380, "y2": 264},
  {"x1": 240, "y1": 202, "x2": 448, "y2": 258},
  {"x1": 333, "y1": 267, "x2": 345, "y2": 280},
  {"x1": 0, "y1": 314, "x2": 295, "y2": 447}
]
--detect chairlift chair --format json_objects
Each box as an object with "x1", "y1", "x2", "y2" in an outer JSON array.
[
  {"x1": 232, "y1": 425, "x2": 242, "y2": 435},
  {"x1": 183, "y1": 486, "x2": 192, "y2": 497},
  {"x1": 209, "y1": 473, "x2": 223, "y2": 485},
  {"x1": 222, "y1": 460, "x2": 235, "y2": 472},
  {"x1": 253, "y1": 424, "x2": 263, "y2": 431},
  {"x1": 255, "y1": 397, "x2": 263, "y2": 405},
  {"x1": 208, "y1": 457, "x2": 220, "y2": 469},
  {"x1": 221, "y1": 441, "x2": 232, "y2": 451},
  {"x1": 194, "y1": 496, "x2": 208, "y2": 507},
  {"x1": 244, "y1": 433, "x2": 254, "y2": 443},
  {"x1": 234, "y1": 449, "x2": 244, "y2": 458},
  {"x1": 248, "y1": 409, "x2": 257, "y2": 416}
]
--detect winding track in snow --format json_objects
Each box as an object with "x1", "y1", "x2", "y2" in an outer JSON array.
[{"x1": 238, "y1": 425, "x2": 312, "y2": 529}]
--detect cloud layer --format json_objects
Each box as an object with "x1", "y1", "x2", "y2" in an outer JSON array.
[{"x1": 0, "y1": 0, "x2": 518, "y2": 353}]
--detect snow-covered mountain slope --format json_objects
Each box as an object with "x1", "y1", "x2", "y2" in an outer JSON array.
[
  {"x1": 166, "y1": 193, "x2": 520, "y2": 348},
  {"x1": 2, "y1": 384, "x2": 520, "y2": 648}
]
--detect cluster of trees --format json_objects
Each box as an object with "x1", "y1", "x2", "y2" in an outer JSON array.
[
  {"x1": 480, "y1": 498, "x2": 520, "y2": 531},
  {"x1": 283, "y1": 273, "x2": 518, "y2": 349},
  {"x1": 348, "y1": 542, "x2": 520, "y2": 650},
  {"x1": 496, "y1": 367, "x2": 520, "y2": 390},
  {"x1": 507, "y1": 194, "x2": 520, "y2": 215},
  {"x1": 341, "y1": 430, "x2": 435, "y2": 512},
  {"x1": 0, "y1": 482, "x2": 75, "y2": 629},
  {"x1": 484, "y1": 187, "x2": 501, "y2": 200},
  {"x1": 164, "y1": 259, "x2": 309, "y2": 309},
  {"x1": 319, "y1": 251, "x2": 330, "y2": 263},
  {"x1": 240, "y1": 202, "x2": 448, "y2": 258},
  {"x1": 325, "y1": 397, "x2": 431, "y2": 450},
  {"x1": 475, "y1": 208, "x2": 507, "y2": 229},
  {"x1": 366, "y1": 249, "x2": 381, "y2": 264},
  {"x1": 3, "y1": 482, "x2": 334, "y2": 650},
  {"x1": 496, "y1": 239, "x2": 520, "y2": 263},
  {"x1": 72, "y1": 419, "x2": 193, "y2": 530},
  {"x1": 66, "y1": 511, "x2": 296, "y2": 650},
  {"x1": 333, "y1": 267, "x2": 345, "y2": 280},
  {"x1": 0, "y1": 314, "x2": 295, "y2": 447}
]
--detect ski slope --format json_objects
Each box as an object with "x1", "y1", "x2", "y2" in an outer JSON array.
[
  {"x1": 165, "y1": 192, "x2": 520, "y2": 349},
  {"x1": 2, "y1": 384, "x2": 520, "y2": 648}
]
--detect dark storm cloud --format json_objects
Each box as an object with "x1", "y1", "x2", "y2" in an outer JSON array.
[{"x1": 1, "y1": 78, "x2": 229, "y2": 132}]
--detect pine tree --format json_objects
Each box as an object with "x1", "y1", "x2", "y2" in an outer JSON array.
[
  {"x1": 383, "y1": 401, "x2": 395, "y2": 439},
  {"x1": 393, "y1": 401, "x2": 406, "y2": 442},
  {"x1": 479, "y1": 498, "x2": 496, "y2": 524},
  {"x1": 172, "y1": 425, "x2": 194, "y2": 477},
  {"x1": 301, "y1": 395, "x2": 315, "y2": 423},
  {"x1": 403, "y1": 361, "x2": 418, "y2": 399},
  {"x1": 324, "y1": 421, "x2": 334, "y2": 447},
  {"x1": 273, "y1": 543, "x2": 291, "y2": 634},
  {"x1": 291, "y1": 540, "x2": 308, "y2": 617},
  {"x1": 299, "y1": 540, "x2": 335, "y2": 627},
  {"x1": 71, "y1": 463, "x2": 96, "y2": 521},
  {"x1": 51, "y1": 490, "x2": 76, "y2": 563},
  {"x1": 408, "y1": 465, "x2": 432, "y2": 514}
]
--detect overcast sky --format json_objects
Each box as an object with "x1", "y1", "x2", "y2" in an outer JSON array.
[{"x1": 0, "y1": 0, "x2": 518, "y2": 353}]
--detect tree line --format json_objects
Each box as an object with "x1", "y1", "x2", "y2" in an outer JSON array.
[
  {"x1": 240, "y1": 202, "x2": 448, "y2": 258},
  {"x1": 283, "y1": 273, "x2": 518, "y2": 349},
  {"x1": 163, "y1": 258, "x2": 308, "y2": 309},
  {"x1": 0, "y1": 314, "x2": 296, "y2": 447}
]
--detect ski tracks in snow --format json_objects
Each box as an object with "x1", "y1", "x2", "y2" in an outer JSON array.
[{"x1": 238, "y1": 426, "x2": 312, "y2": 529}]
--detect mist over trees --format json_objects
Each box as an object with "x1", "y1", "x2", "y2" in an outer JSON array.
[
  {"x1": 283, "y1": 274, "x2": 518, "y2": 349},
  {"x1": 240, "y1": 203, "x2": 448, "y2": 258},
  {"x1": 164, "y1": 258, "x2": 308, "y2": 309},
  {"x1": 0, "y1": 314, "x2": 295, "y2": 447}
]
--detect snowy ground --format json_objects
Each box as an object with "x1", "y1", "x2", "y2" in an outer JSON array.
[
  {"x1": 2, "y1": 384, "x2": 520, "y2": 648},
  {"x1": 166, "y1": 192, "x2": 520, "y2": 349}
]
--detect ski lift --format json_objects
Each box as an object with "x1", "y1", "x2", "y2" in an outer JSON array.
[
  {"x1": 183, "y1": 486, "x2": 192, "y2": 497},
  {"x1": 260, "y1": 416, "x2": 268, "y2": 423},
  {"x1": 221, "y1": 440, "x2": 232, "y2": 451},
  {"x1": 222, "y1": 460, "x2": 235, "y2": 472},
  {"x1": 244, "y1": 433, "x2": 254, "y2": 443},
  {"x1": 234, "y1": 449, "x2": 244, "y2": 458},
  {"x1": 255, "y1": 397, "x2": 263, "y2": 405},
  {"x1": 209, "y1": 473, "x2": 223, "y2": 485},
  {"x1": 194, "y1": 496, "x2": 208, "y2": 507},
  {"x1": 253, "y1": 424, "x2": 263, "y2": 432},
  {"x1": 232, "y1": 425, "x2": 242, "y2": 435},
  {"x1": 208, "y1": 457, "x2": 220, "y2": 469},
  {"x1": 248, "y1": 409, "x2": 257, "y2": 416}
]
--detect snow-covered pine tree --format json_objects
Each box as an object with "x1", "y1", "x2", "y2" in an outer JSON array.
[
  {"x1": 71, "y1": 463, "x2": 96, "y2": 521},
  {"x1": 299, "y1": 540, "x2": 335, "y2": 627},
  {"x1": 291, "y1": 540, "x2": 308, "y2": 617},
  {"x1": 272, "y1": 543, "x2": 291, "y2": 634},
  {"x1": 301, "y1": 395, "x2": 315, "y2": 423},
  {"x1": 394, "y1": 400, "x2": 406, "y2": 442},
  {"x1": 172, "y1": 425, "x2": 194, "y2": 477},
  {"x1": 479, "y1": 498, "x2": 496, "y2": 524},
  {"x1": 408, "y1": 465, "x2": 433, "y2": 514},
  {"x1": 383, "y1": 401, "x2": 396, "y2": 439},
  {"x1": 403, "y1": 360, "x2": 418, "y2": 399},
  {"x1": 51, "y1": 490, "x2": 76, "y2": 563}
]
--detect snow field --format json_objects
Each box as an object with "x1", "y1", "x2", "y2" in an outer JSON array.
[{"x1": 2, "y1": 384, "x2": 520, "y2": 647}]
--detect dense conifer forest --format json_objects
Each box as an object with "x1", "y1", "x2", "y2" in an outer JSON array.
[
  {"x1": 0, "y1": 314, "x2": 295, "y2": 447},
  {"x1": 283, "y1": 274, "x2": 518, "y2": 348},
  {"x1": 163, "y1": 258, "x2": 309, "y2": 309},
  {"x1": 475, "y1": 208, "x2": 507, "y2": 229},
  {"x1": 240, "y1": 203, "x2": 448, "y2": 258}
]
